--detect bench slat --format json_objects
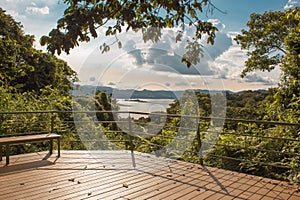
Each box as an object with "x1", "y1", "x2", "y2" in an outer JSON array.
[
  {"x1": 0, "y1": 134, "x2": 61, "y2": 165},
  {"x1": 0, "y1": 134, "x2": 61, "y2": 145}
]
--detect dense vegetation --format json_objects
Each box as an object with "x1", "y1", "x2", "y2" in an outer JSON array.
[
  {"x1": 235, "y1": 7, "x2": 300, "y2": 124},
  {"x1": 0, "y1": 6, "x2": 299, "y2": 184},
  {"x1": 0, "y1": 7, "x2": 79, "y2": 152},
  {"x1": 166, "y1": 90, "x2": 299, "y2": 183}
]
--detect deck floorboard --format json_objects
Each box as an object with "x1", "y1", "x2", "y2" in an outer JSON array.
[{"x1": 0, "y1": 150, "x2": 299, "y2": 200}]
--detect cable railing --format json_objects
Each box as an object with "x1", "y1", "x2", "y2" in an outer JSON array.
[{"x1": 0, "y1": 110, "x2": 299, "y2": 182}]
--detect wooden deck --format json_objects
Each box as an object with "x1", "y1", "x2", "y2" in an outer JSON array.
[{"x1": 0, "y1": 150, "x2": 299, "y2": 200}]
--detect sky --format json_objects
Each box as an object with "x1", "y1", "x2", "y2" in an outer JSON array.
[{"x1": 1, "y1": 0, "x2": 299, "y2": 92}]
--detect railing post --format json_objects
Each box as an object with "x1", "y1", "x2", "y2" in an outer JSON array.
[
  {"x1": 0, "y1": 145, "x2": 2, "y2": 161},
  {"x1": 241, "y1": 124, "x2": 246, "y2": 148},
  {"x1": 244, "y1": 135, "x2": 247, "y2": 149},
  {"x1": 128, "y1": 113, "x2": 136, "y2": 168},
  {"x1": 6, "y1": 144, "x2": 9, "y2": 165},
  {"x1": 50, "y1": 111, "x2": 54, "y2": 134},
  {"x1": 49, "y1": 139, "x2": 53, "y2": 155},
  {"x1": 128, "y1": 113, "x2": 132, "y2": 149},
  {"x1": 196, "y1": 118, "x2": 203, "y2": 165}
]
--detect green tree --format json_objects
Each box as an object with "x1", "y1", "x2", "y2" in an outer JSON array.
[
  {"x1": 95, "y1": 90, "x2": 113, "y2": 124},
  {"x1": 0, "y1": 8, "x2": 34, "y2": 88},
  {"x1": 0, "y1": 8, "x2": 79, "y2": 151},
  {"x1": 0, "y1": 8, "x2": 77, "y2": 94},
  {"x1": 235, "y1": 10, "x2": 292, "y2": 77},
  {"x1": 226, "y1": 90, "x2": 269, "y2": 120},
  {"x1": 95, "y1": 90, "x2": 119, "y2": 129},
  {"x1": 235, "y1": 7, "x2": 300, "y2": 121},
  {"x1": 234, "y1": 8, "x2": 300, "y2": 182},
  {"x1": 40, "y1": 0, "x2": 222, "y2": 67}
]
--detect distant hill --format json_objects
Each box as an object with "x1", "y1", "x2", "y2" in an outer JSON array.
[
  {"x1": 72, "y1": 85, "x2": 181, "y2": 99},
  {"x1": 72, "y1": 85, "x2": 263, "y2": 99}
]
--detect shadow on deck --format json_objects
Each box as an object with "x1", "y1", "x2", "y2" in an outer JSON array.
[{"x1": 0, "y1": 150, "x2": 299, "y2": 200}]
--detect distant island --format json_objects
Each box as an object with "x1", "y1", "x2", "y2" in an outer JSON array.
[{"x1": 124, "y1": 99, "x2": 148, "y2": 103}]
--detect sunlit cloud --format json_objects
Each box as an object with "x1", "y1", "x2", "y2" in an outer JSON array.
[
  {"x1": 244, "y1": 73, "x2": 278, "y2": 85},
  {"x1": 5, "y1": 9, "x2": 26, "y2": 19},
  {"x1": 284, "y1": 0, "x2": 300, "y2": 10},
  {"x1": 25, "y1": 6, "x2": 49, "y2": 15}
]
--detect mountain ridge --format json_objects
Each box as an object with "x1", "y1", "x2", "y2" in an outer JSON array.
[{"x1": 72, "y1": 85, "x2": 267, "y2": 99}]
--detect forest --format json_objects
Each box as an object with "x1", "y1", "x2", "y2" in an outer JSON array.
[{"x1": 0, "y1": 4, "x2": 299, "y2": 184}]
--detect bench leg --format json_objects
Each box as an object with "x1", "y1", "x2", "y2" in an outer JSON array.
[
  {"x1": 6, "y1": 145, "x2": 9, "y2": 165},
  {"x1": 57, "y1": 138, "x2": 60, "y2": 157},
  {"x1": 49, "y1": 139, "x2": 53, "y2": 155},
  {"x1": 0, "y1": 145, "x2": 2, "y2": 161}
]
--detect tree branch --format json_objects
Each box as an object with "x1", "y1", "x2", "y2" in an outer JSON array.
[{"x1": 273, "y1": 45, "x2": 286, "y2": 54}]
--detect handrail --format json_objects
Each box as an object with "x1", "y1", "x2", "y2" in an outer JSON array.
[
  {"x1": 1, "y1": 110, "x2": 299, "y2": 126},
  {"x1": 0, "y1": 110, "x2": 299, "y2": 183}
]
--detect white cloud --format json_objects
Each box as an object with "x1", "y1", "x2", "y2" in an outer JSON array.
[
  {"x1": 74, "y1": 21, "x2": 262, "y2": 90},
  {"x1": 25, "y1": 6, "x2": 49, "y2": 15},
  {"x1": 175, "y1": 81, "x2": 189, "y2": 87},
  {"x1": 207, "y1": 19, "x2": 226, "y2": 31},
  {"x1": 209, "y1": 44, "x2": 279, "y2": 86},
  {"x1": 5, "y1": 10, "x2": 26, "y2": 19},
  {"x1": 115, "y1": 22, "x2": 232, "y2": 76},
  {"x1": 244, "y1": 73, "x2": 277, "y2": 85},
  {"x1": 5, "y1": 0, "x2": 24, "y2": 2},
  {"x1": 209, "y1": 45, "x2": 247, "y2": 79},
  {"x1": 284, "y1": 0, "x2": 300, "y2": 10}
]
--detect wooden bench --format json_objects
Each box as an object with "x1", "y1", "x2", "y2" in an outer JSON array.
[{"x1": 0, "y1": 134, "x2": 61, "y2": 165}]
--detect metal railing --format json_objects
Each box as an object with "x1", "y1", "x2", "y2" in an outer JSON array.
[{"x1": 0, "y1": 110, "x2": 299, "y2": 182}]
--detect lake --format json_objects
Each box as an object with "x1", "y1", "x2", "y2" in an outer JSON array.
[{"x1": 116, "y1": 99, "x2": 175, "y2": 118}]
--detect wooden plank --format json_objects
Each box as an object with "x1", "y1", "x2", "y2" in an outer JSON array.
[
  {"x1": 7, "y1": 170, "x2": 129, "y2": 199},
  {"x1": 83, "y1": 163, "x2": 186, "y2": 199},
  {"x1": 0, "y1": 134, "x2": 61, "y2": 165},
  {"x1": 51, "y1": 171, "x2": 146, "y2": 200},
  {"x1": 50, "y1": 155, "x2": 173, "y2": 200},
  {"x1": 0, "y1": 134, "x2": 61, "y2": 145},
  {"x1": 121, "y1": 171, "x2": 197, "y2": 199},
  {"x1": 0, "y1": 150, "x2": 299, "y2": 200},
  {"x1": 0, "y1": 152, "x2": 134, "y2": 199},
  {"x1": 94, "y1": 174, "x2": 181, "y2": 200},
  {"x1": 1, "y1": 151, "x2": 144, "y2": 199}
]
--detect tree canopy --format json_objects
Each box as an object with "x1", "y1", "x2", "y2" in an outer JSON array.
[
  {"x1": 235, "y1": 7, "x2": 300, "y2": 121},
  {"x1": 40, "y1": 0, "x2": 221, "y2": 67},
  {"x1": 235, "y1": 7, "x2": 300, "y2": 78},
  {"x1": 0, "y1": 8, "x2": 77, "y2": 94}
]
